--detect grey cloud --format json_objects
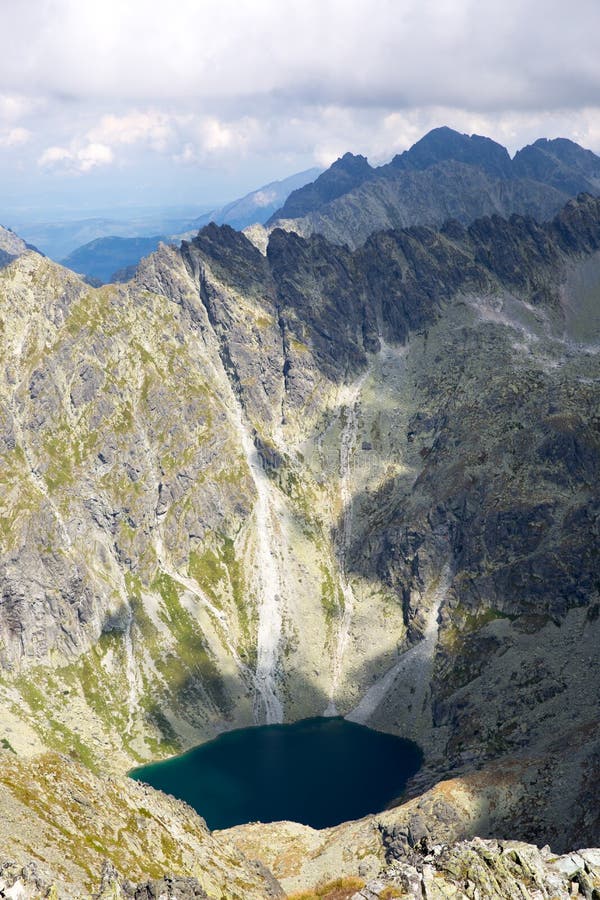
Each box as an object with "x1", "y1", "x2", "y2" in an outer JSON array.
[{"x1": 1, "y1": 0, "x2": 599, "y2": 113}]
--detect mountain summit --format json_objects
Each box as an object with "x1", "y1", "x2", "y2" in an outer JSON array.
[
  {"x1": 387, "y1": 125, "x2": 513, "y2": 178},
  {"x1": 268, "y1": 127, "x2": 600, "y2": 248}
]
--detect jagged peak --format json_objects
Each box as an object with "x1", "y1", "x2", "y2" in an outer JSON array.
[
  {"x1": 185, "y1": 220, "x2": 271, "y2": 294},
  {"x1": 192, "y1": 220, "x2": 266, "y2": 259},
  {"x1": 329, "y1": 151, "x2": 371, "y2": 172},
  {"x1": 267, "y1": 153, "x2": 374, "y2": 224}
]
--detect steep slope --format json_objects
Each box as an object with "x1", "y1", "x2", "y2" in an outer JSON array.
[
  {"x1": 0, "y1": 750, "x2": 281, "y2": 899},
  {"x1": 0, "y1": 197, "x2": 599, "y2": 857},
  {"x1": 266, "y1": 127, "x2": 600, "y2": 249}
]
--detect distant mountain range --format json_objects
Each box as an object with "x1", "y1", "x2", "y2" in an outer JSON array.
[
  {"x1": 185, "y1": 167, "x2": 322, "y2": 232},
  {"x1": 263, "y1": 126, "x2": 600, "y2": 248},
  {"x1": 35, "y1": 129, "x2": 600, "y2": 284},
  {"x1": 11, "y1": 207, "x2": 210, "y2": 261},
  {"x1": 54, "y1": 167, "x2": 321, "y2": 283},
  {"x1": 60, "y1": 234, "x2": 166, "y2": 284}
]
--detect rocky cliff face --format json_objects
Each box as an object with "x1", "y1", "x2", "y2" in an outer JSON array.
[
  {"x1": 0, "y1": 195, "x2": 599, "y2": 876},
  {"x1": 265, "y1": 127, "x2": 600, "y2": 249}
]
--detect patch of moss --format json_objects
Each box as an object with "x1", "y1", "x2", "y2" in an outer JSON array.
[
  {"x1": 440, "y1": 604, "x2": 513, "y2": 653},
  {"x1": 113, "y1": 402, "x2": 134, "y2": 435},
  {"x1": 151, "y1": 570, "x2": 230, "y2": 712},
  {"x1": 188, "y1": 536, "x2": 251, "y2": 647},
  {"x1": 221, "y1": 536, "x2": 251, "y2": 641},
  {"x1": 65, "y1": 290, "x2": 110, "y2": 336},
  {"x1": 290, "y1": 337, "x2": 310, "y2": 354},
  {"x1": 320, "y1": 565, "x2": 342, "y2": 625}
]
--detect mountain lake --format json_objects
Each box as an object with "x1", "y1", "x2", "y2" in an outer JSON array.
[{"x1": 130, "y1": 716, "x2": 423, "y2": 830}]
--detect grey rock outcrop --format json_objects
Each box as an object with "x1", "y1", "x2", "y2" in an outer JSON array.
[{"x1": 353, "y1": 839, "x2": 600, "y2": 899}]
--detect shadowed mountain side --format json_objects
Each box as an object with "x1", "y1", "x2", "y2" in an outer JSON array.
[
  {"x1": 319, "y1": 224, "x2": 600, "y2": 760},
  {"x1": 185, "y1": 195, "x2": 600, "y2": 414},
  {"x1": 268, "y1": 127, "x2": 600, "y2": 250},
  {"x1": 183, "y1": 201, "x2": 600, "y2": 762}
]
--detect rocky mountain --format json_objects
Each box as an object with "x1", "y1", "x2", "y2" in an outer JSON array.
[
  {"x1": 513, "y1": 136, "x2": 600, "y2": 192},
  {"x1": 264, "y1": 127, "x2": 600, "y2": 248},
  {"x1": 0, "y1": 193, "x2": 599, "y2": 895},
  {"x1": 353, "y1": 839, "x2": 600, "y2": 900},
  {"x1": 0, "y1": 750, "x2": 281, "y2": 899}
]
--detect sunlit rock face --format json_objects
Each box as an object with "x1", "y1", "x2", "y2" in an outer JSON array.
[{"x1": 0, "y1": 196, "x2": 599, "y2": 852}]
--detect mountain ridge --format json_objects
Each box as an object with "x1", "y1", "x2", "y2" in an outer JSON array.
[{"x1": 265, "y1": 127, "x2": 600, "y2": 250}]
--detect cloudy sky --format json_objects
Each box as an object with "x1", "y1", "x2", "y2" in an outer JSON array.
[{"x1": 1, "y1": 0, "x2": 599, "y2": 218}]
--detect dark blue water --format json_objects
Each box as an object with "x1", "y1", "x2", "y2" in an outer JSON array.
[{"x1": 130, "y1": 717, "x2": 422, "y2": 830}]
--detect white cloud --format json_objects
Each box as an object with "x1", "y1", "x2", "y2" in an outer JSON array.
[
  {"x1": 0, "y1": 93, "x2": 37, "y2": 122},
  {"x1": 173, "y1": 116, "x2": 262, "y2": 164},
  {"x1": 253, "y1": 189, "x2": 278, "y2": 208},
  {"x1": 38, "y1": 146, "x2": 73, "y2": 167},
  {"x1": 87, "y1": 111, "x2": 173, "y2": 150},
  {"x1": 0, "y1": 127, "x2": 31, "y2": 148},
  {"x1": 38, "y1": 141, "x2": 113, "y2": 172}
]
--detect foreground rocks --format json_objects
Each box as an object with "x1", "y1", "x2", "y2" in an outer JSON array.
[
  {"x1": 353, "y1": 839, "x2": 600, "y2": 900},
  {"x1": 221, "y1": 719, "x2": 600, "y2": 892},
  {"x1": 1, "y1": 837, "x2": 599, "y2": 899}
]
